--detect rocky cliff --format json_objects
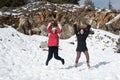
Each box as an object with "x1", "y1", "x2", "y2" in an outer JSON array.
[{"x1": 0, "y1": 1, "x2": 120, "y2": 39}]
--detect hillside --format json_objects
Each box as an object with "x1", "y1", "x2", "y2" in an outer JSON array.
[
  {"x1": 0, "y1": 27, "x2": 120, "y2": 80},
  {"x1": 0, "y1": 1, "x2": 120, "y2": 38}
]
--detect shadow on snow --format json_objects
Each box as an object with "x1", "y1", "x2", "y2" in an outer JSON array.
[
  {"x1": 92, "y1": 61, "x2": 110, "y2": 68},
  {"x1": 65, "y1": 62, "x2": 84, "y2": 69},
  {"x1": 65, "y1": 61, "x2": 110, "y2": 69}
]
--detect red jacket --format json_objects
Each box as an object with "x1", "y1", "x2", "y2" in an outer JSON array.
[{"x1": 47, "y1": 22, "x2": 61, "y2": 47}]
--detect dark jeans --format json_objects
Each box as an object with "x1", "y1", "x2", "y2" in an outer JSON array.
[{"x1": 46, "y1": 46, "x2": 64, "y2": 65}]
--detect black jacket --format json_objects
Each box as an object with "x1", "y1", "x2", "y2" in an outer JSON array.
[{"x1": 74, "y1": 24, "x2": 91, "y2": 52}]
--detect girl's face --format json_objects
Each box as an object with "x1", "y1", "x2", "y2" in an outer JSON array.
[
  {"x1": 80, "y1": 29, "x2": 84, "y2": 35},
  {"x1": 52, "y1": 29, "x2": 56, "y2": 33},
  {"x1": 52, "y1": 27, "x2": 57, "y2": 33}
]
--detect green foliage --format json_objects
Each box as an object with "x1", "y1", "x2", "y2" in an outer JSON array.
[
  {"x1": 0, "y1": 0, "x2": 6, "y2": 8},
  {"x1": 109, "y1": 0, "x2": 113, "y2": 10},
  {"x1": 0, "y1": 0, "x2": 25, "y2": 8},
  {"x1": 47, "y1": 0, "x2": 79, "y2": 4}
]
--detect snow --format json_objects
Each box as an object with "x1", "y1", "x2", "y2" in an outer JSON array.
[
  {"x1": 0, "y1": 1, "x2": 114, "y2": 17},
  {"x1": 11, "y1": 13, "x2": 22, "y2": 16},
  {"x1": 106, "y1": 9, "x2": 111, "y2": 12},
  {"x1": 0, "y1": 12, "x2": 2, "y2": 15},
  {"x1": 0, "y1": 1, "x2": 83, "y2": 17},
  {"x1": 45, "y1": 3, "x2": 51, "y2": 6},
  {"x1": 0, "y1": 27, "x2": 120, "y2": 80},
  {"x1": 97, "y1": 9, "x2": 102, "y2": 12},
  {"x1": 3, "y1": 12, "x2": 11, "y2": 15}
]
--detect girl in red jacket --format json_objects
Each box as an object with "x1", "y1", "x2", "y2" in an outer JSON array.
[{"x1": 46, "y1": 20, "x2": 65, "y2": 66}]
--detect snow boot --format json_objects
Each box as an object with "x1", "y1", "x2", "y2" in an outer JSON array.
[
  {"x1": 74, "y1": 63, "x2": 78, "y2": 67},
  {"x1": 46, "y1": 61, "x2": 49, "y2": 66},
  {"x1": 87, "y1": 62, "x2": 90, "y2": 68},
  {"x1": 61, "y1": 59, "x2": 65, "y2": 65}
]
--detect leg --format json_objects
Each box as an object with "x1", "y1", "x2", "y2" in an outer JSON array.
[
  {"x1": 84, "y1": 51, "x2": 90, "y2": 67},
  {"x1": 46, "y1": 47, "x2": 54, "y2": 66},
  {"x1": 54, "y1": 47, "x2": 65, "y2": 65},
  {"x1": 74, "y1": 51, "x2": 81, "y2": 67}
]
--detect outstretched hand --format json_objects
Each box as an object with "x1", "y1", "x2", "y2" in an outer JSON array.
[
  {"x1": 73, "y1": 22, "x2": 78, "y2": 27},
  {"x1": 50, "y1": 20, "x2": 60, "y2": 24},
  {"x1": 74, "y1": 22, "x2": 77, "y2": 24},
  {"x1": 57, "y1": 21, "x2": 60, "y2": 24}
]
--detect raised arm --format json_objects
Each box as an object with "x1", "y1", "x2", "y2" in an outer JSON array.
[
  {"x1": 57, "y1": 22, "x2": 62, "y2": 36},
  {"x1": 85, "y1": 24, "x2": 91, "y2": 37},
  {"x1": 86, "y1": 25, "x2": 91, "y2": 31},
  {"x1": 47, "y1": 22, "x2": 52, "y2": 36},
  {"x1": 73, "y1": 23, "x2": 78, "y2": 36},
  {"x1": 85, "y1": 19, "x2": 93, "y2": 34}
]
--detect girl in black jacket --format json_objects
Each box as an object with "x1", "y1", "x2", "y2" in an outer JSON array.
[{"x1": 73, "y1": 22, "x2": 91, "y2": 68}]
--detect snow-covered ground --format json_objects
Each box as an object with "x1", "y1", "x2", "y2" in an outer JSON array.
[{"x1": 0, "y1": 27, "x2": 120, "y2": 80}]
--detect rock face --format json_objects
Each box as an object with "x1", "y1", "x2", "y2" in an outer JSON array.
[
  {"x1": 116, "y1": 38, "x2": 120, "y2": 53},
  {"x1": 0, "y1": 1, "x2": 120, "y2": 38}
]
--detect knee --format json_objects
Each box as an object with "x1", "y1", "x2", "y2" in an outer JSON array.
[
  {"x1": 76, "y1": 54, "x2": 80, "y2": 59},
  {"x1": 54, "y1": 56, "x2": 58, "y2": 59},
  {"x1": 77, "y1": 56, "x2": 80, "y2": 59},
  {"x1": 48, "y1": 54, "x2": 53, "y2": 58},
  {"x1": 49, "y1": 55, "x2": 53, "y2": 58}
]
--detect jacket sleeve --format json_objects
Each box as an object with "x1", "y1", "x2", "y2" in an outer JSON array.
[
  {"x1": 85, "y1": 24, "x2": 91, "y2": 37},
  {"x1": 57, "y1": 23, "x2": 62, "y2": 36},
  {"x1": 47, "y1": 22, "x2": 52, "y2": 36},
  {"x1": 73, "y1": 24, "x2": 78, "y2": 36}
]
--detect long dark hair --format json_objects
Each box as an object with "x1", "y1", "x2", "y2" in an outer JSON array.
[
  {"x1": 52, "y1": 20, "x2": 58, "y2": 27},
  {"x1": 78, "y1": 28, "x2": 85, "y2": 34}
]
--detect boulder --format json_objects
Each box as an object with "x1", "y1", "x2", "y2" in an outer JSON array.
[
  {"x1": 60, "y1": 24, "x2": 74, "y2": 39},
  {"x1": 39, "y1": 41, "x2": 47, "y2": 48}
]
